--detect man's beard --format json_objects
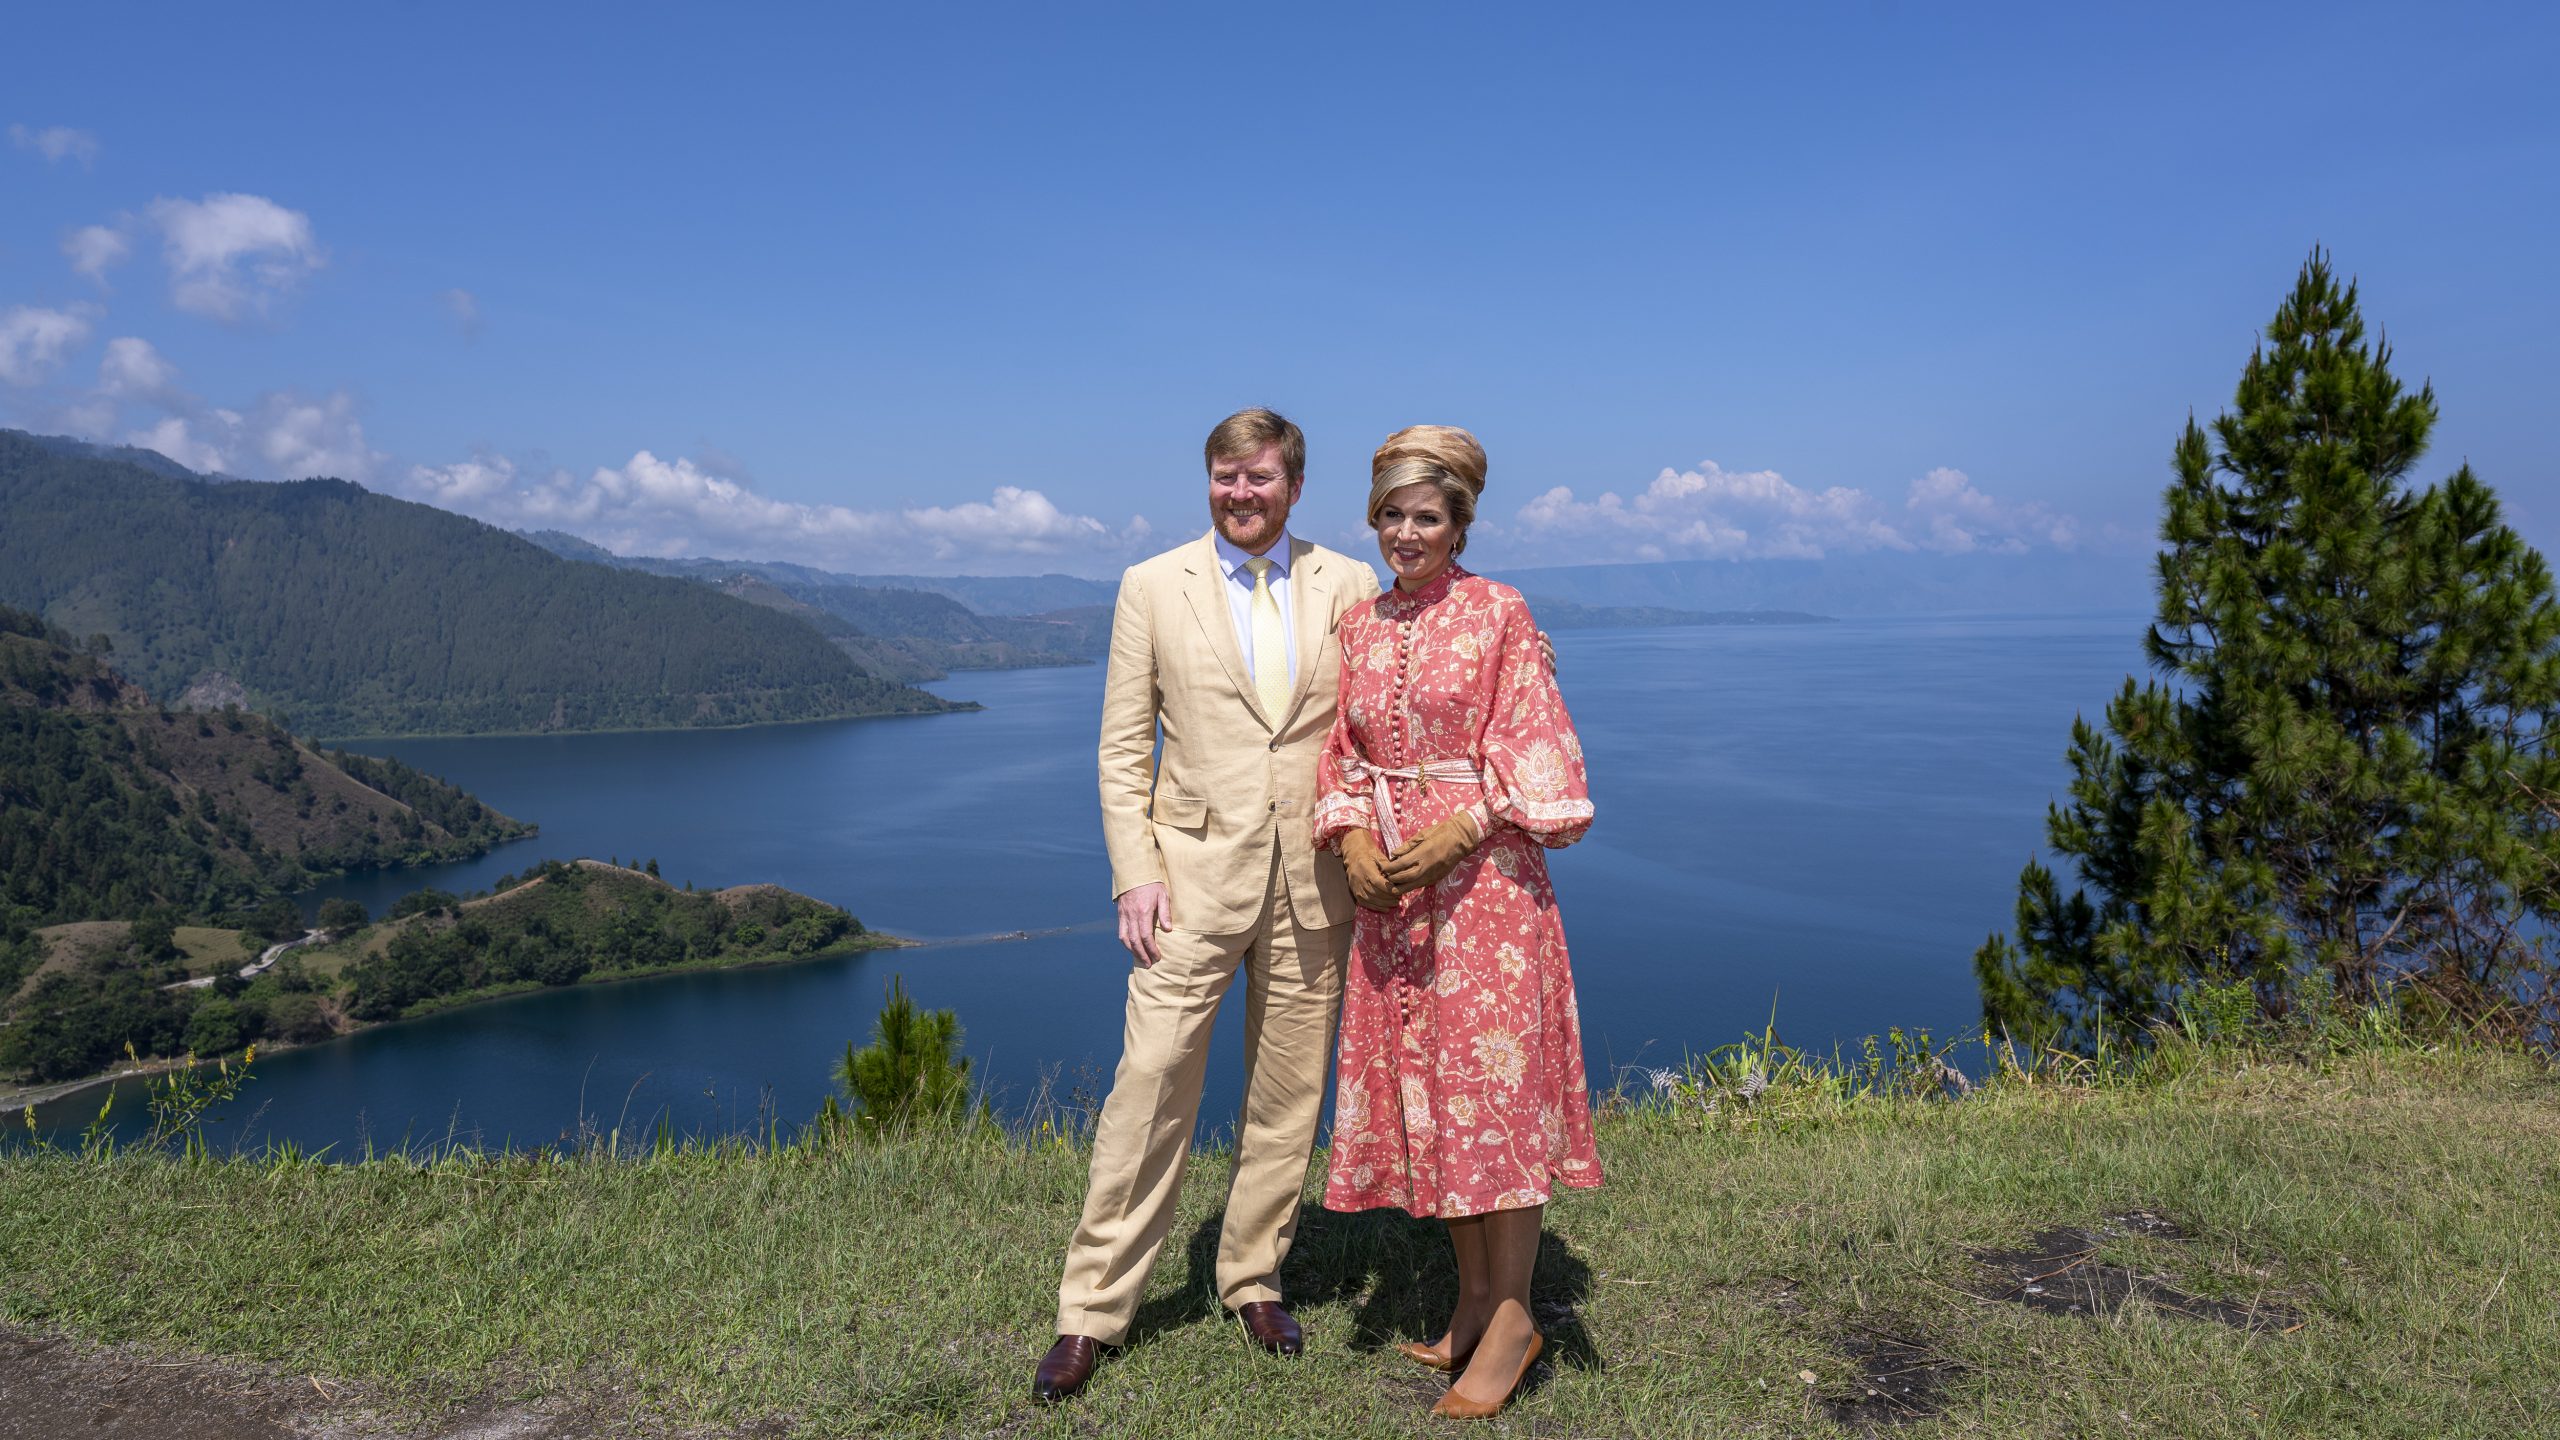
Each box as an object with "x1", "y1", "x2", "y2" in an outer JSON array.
[{"x1": 1217, "y1": 506, "x2": 1283, "y2": 549}]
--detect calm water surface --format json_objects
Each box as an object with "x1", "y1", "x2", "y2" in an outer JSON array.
[{"x1": 38, "y1": 615, "x2": 2142, "y2": 1153}]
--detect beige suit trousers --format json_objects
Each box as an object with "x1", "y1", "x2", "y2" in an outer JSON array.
[{"x1": 1055, "y1": 850, "x2": 1350, "y2": 1343}]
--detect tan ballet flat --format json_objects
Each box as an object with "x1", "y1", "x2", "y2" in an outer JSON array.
[{"x1": 1431, "y1": 1330, "x2": 1542, "y2": 1419}]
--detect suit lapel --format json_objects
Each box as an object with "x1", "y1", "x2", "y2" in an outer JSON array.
[{"x1": 1180, "y1": 532, "x2": 1265, "y2": 727}]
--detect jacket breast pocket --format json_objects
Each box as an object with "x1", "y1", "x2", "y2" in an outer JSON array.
[{"x1": 1150, "y1": 791, "x2": 1208, "y2": 829}]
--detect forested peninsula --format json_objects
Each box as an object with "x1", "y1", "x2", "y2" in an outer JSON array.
[
  {"x1": 1, "y1": 859, "x2": 881, "y2": 1099},
  {"x1": 0, "y1": 607, "x2": 883, "y2": 1096},
  {"x1": 0, "y1": 430, "x2": 963, "y2": 738}
]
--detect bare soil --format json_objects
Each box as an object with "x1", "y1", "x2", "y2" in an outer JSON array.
[
  {"x1": 0, "y1": 1326, "x2": 624, "y2": 1440},
  {"x1": 1819, "y1": 1321, "x2": 1963, "y2": 1432},
  {"x1": 1970, "y1": 1210, "x2": 2303, "y2": 1332}
]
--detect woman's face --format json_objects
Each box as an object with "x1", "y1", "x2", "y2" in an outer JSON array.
[{"x1": 1375, "y1": 480, "x2": 1458, "y2": 590}]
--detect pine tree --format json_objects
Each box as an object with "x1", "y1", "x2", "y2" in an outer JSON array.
[
  {"x1": 1977, "y1": 250, "x2": 2560, "y2": 1049},
  {"x1": 839, "y1": 975, "x2": 976, "y2": 1135}
]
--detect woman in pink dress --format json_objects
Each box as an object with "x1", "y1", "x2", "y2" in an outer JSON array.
[{"x1": 1313, "y1": 424, "x2": 1601, "y2": 1420}]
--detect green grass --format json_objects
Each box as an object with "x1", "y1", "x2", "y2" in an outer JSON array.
[{"x1": 2, "y1": 1040, "x2": 2554, "y2": 1437}]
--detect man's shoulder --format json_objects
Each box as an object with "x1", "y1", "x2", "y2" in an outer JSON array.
[
  {"x1": 1293, "y1": 539, "x2": 1381, "y2": 595},
  {"x1": 1120, "y1": 534, "x2": 1216, "y2": 591}
]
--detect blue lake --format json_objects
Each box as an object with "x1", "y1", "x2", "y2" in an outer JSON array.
[{"x1": 34, "y1": 614, "x2": 2144, "y2": 1153}]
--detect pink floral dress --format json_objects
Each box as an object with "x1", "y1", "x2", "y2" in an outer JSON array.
[{"x1": 1314, "y1": 565, "x2": 1602, "y2": 1217}]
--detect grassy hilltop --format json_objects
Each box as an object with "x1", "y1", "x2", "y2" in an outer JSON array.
[{"x1": 2, "y1": 1030, "x2": 2551, "y2": 1438}]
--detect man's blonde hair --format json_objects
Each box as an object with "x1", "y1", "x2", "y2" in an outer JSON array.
[{"x1": 1204, "y1": 407, "x2": 1307, "y2": 481}]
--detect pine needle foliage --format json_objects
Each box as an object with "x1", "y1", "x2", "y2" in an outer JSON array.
[
  {"x1": 1977, "y1": 250, "x2": 2560, "y2": 1050},
  {"x1": 837, "y1": 975, "x2": 976, "y2": 1136}
]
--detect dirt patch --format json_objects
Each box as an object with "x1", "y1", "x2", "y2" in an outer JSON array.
[
  {"x1": 0, "y1": 1326, "x2": 639, "y2": 1440},
  {"x1": 1819, "y1": 1322, "x2": 1962, "y2": 1431},
  {"x1": 2101, "y1": 1207, "x2": 2192, "y2": 1241},
  {"x1": 1971, "y1": 1220, "x2": 2302, "y2": 1332},
  {"x1": 0, "y1": 1327, "x2": 311, "y2": 1440}
]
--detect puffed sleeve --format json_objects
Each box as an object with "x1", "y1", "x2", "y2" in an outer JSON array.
[
  {"x1": 1477, "y1": 590, "x2": 1593, "y2": 847},
  {"x1": 1312, "y1": 609, "x2": 1377, "y2": 851}
]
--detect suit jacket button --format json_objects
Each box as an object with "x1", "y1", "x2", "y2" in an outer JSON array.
[{"x1": 1269, "y1": 801, "x2": 1278, "y2": 812}]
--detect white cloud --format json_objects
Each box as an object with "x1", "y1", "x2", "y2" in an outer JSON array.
[
  {"x1": 1501, "y1": 459, "x2": 2080, "y2": 564},
  {"x1": 1902, "y1": 466, "x2": 2079, "y2": 554},
  {"x1": 438, "y1": 288, "x2": 482, "y2": 339},
  {"x1": 9, "y1": 123, "x2": 99, "y2": 167},
  {"x1": 250, "y1": 391, "x2": 384, "y2": 482},
  {"x1": 63, "y1": 224, "x2": 133, "y2": 286},
  {"x1": 74, "y1": 338, "x2": 382, "y2": 483},
  {"x1": 906, "y1": 486, "x2": 1129, "y2": 554},
  {"x1": 405, "y1": 453, "x2": 519, "y2": 506},
  {"x1": 147, "y1": 193, "x2": 325, "y2": 321},
  {"x1": 124, "y1": 414, "x2": 233, "y2": 474},
  {"x1": 397, "y1": 449, "x2": 1150, "y2": 571},
  {"x1": 121, "y1": 393, "x2": 382, "y2": 483},
  {"x1": 0, "y1": 305, "x2": 95, "y2": 385},
  {"x1": 98, "y1": 337, "x2": 184, "y2": 404}
]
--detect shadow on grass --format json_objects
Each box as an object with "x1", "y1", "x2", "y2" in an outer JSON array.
[{"x1": 1128, "y1": 1201, "x2": 1599, "y2": 1373}]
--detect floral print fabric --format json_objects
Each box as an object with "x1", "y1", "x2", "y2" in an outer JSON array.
[{"x1": 1314, "y1": 566, "x2": 1602, "y2": 1217}]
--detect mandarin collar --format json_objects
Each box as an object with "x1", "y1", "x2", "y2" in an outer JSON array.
[{"x1": 1380, "y1": 563, "x2": 1467, "y2": 614}]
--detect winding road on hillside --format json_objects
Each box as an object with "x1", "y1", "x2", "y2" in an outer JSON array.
[{"x1": 165, "y1": 930, "x2": 326, "y2": 992}]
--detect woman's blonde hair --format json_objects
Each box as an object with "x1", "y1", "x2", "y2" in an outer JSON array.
[{"x1": 1366, "y1": 425, "x2": 1486, "y2": 555}]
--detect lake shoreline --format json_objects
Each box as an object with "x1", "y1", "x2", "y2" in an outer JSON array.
[
  {"x1": 306, "y1": 699, "x2": 982, "y2": 746},
  {"x1": 1, "y1": 930, "x2": 917, "y2": 1122}
]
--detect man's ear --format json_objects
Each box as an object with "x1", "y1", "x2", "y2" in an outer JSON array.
[{"x1": 1287, "y1": 476, "x2": 1305, "y2": 506}]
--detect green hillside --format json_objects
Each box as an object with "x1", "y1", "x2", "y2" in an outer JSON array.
[
  {"x1": 0, "y1": 606, "x2": 531, "y2": 936},
  {"x1": 0, "y1": 431, "x2": 965, "y2": 737}
]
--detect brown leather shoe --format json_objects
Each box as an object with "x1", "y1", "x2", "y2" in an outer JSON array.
[
  {"x1": 1032, "y1": 1334, "x2": 1103, "y2": 1403},
  {"x1": 1237, "y1": 1300, "x2": 1304, "y2": 1355}
]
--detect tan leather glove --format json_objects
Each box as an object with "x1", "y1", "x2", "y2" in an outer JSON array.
[
  {"x1": 1340, "y1": 828, "x2": 1400, "y2": 911},
  {"x1": 1383, "y1": 812, "x2": 1482, "y2": 896}
]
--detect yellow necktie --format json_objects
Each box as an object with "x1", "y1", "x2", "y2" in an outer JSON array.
[{"x1": 1245, "y1": 556, "x2": 1289, "y2": 720}]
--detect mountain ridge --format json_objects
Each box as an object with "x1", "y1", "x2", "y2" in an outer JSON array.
[{"x1": 0, "y1": 430, "x2": 966, "y2": 737}]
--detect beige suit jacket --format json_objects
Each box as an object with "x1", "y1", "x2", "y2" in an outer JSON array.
[{"x1": 1099, "y1": 531, "x2": 1381, "y2": 934}]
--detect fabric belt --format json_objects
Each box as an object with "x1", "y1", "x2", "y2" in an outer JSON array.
[{"x1": 1337, "y1": 754, "x2": 1484, "y2": 851}]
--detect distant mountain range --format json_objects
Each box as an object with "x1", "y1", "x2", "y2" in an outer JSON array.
[
  {"x1": 0, "y1": 431, "x2": 965, "y2": 737},
  {"x1": 521, "y1": 532, "x2": 1853, "y2": 633},
  {"x1": 1487, "y1": 551, "x2": 2152, "y2": 617},
  {"x1": 520, "y1": 531, "x2": 1113, "y2": 617},
  {"x1": 522, "y1": 531, "x2": 2142, "y2": 627},
  {"x1": 516, "y1": 531, "x2": 1113, "y2": 676}
]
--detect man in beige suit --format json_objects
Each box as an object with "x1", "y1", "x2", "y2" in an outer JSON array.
[{"x1": 1034, "y1": 408, "x2": 1379, "y2": 1403}]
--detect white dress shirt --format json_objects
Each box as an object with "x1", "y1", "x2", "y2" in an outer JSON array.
[{"x1": 1211, "y1": 527, "x2": 1297, "y2": 687}]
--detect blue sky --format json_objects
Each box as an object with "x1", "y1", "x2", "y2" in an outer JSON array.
[{"x1": 3, "y1": 3, "x2": 2553, "y2": 577}]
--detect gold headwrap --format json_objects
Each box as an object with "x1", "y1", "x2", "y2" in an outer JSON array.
[{"x1": 1366, "y1": 457, "x2": 1480, "y2": 525}]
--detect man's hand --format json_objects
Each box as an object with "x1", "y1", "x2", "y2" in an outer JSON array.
[
  {"x1": 1539, "y1": 629, "x2": 1559, "y2": 676},
  {"x1": 1383, "y1": 813, "x2": 1482, "y2": 896},
  {"x1": 1339, "y1": 829, "x2": 1399, "y2": 911},
  {"x1": 1117, "y1": 882, "x2": 1171, "y2": 967}
]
